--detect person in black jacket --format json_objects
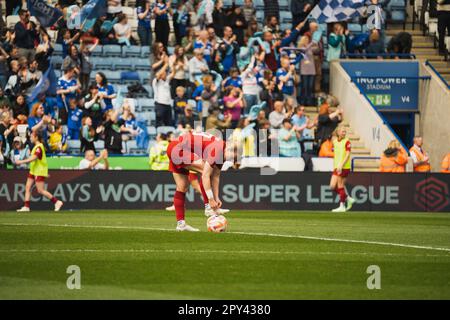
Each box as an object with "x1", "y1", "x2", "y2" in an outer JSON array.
[
  {"x1": 212, "y1": 0, "x2": 227, "y2": 38},
  {"x1": 291, "y1": 0, "x2": 314, "y2": 28}
]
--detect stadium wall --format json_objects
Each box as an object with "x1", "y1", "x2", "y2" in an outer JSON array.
[
  {"x1": 330, "y1": 61, "x2": 409, "y2": 156},
  {"x1": 419, "y1": 63, "x2": 450, "y2": 171},
  {"x1": 1, "y1": 170, "x2": 449, "y2": 212}
]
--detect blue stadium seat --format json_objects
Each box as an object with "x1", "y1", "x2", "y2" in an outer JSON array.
[
  {"x1": 103, "y1": 45, "x2": 122, "y2": 57},
  {"x1": 122, "y1": 45, "x2": 142, "y2": 58},
  {"x1": 223, "y1": 0, "x2": 232, "y2": 7},
  {"x1": 279, "y1": 0, "x2": 289, "y2": 10},
  {"x1": 141, "y1": 46, "x2": 150, "y2": 58},
  {"x1": 256, "y1": 10, "x2": 264, "y2": 24},
  {"x1": 140, "y1": 111, "x2": 156, "y2": 125},
  {"x1": 281, "y1": 23, "x2": 291, "y2": 31},
  {"x1": 137, "y1": 71, "x2": 151, "y2": 84},
  {"x1": 121, "y1": 71, "x2": 140, "y2": 84},
  {"x1": 116, "y1": 85, "x2": 129, "y2": 95},
  {"x1": 90, "y1": 45, "x2": 103, "y2": 57},
  {"x1": 147, "y1": 126, "x2": 157, "y2": 137},
  {"x1": 143, "y1": 85, "x2": 153, "y2": 98},
  {"x1": 53, "y1": 43, "x2": 63, "y2": 56},
  {"x1": 114, "y1": 58, "x2": 133, "y2": 70},
  {"x1": 100, "y1": 70, "x2": 121, "y2": 84},
  {"x1": 254, "y1": 0, "x2": 264, "y2": 10},
  {"x1": 133, "y1": 58, "x2": 150, "y2": 70},
  {"x1": 138, "y1": 98, "x2": 154, "y2": 109},
  {"x1": 280, "y1": 11, "x2": 292, "y2": 24},
  {"x1": 50, "y1": 55, "x2": 63, "y2": 69},
  {"x1": 92, "y1": 57, "x2": 115, "y2": 70},
  {"x1": 157, "y1": 126, "x2": 176, "y2": 135},
  {"x1": 167, "y1": 47, "x2": 175, "y2": 55},
  {"x1": 54, "y1": 69, "x2": 62, "y2": 78},
  {"x1": 390, "y1": 10, "x2": 406, "y2": 22}
]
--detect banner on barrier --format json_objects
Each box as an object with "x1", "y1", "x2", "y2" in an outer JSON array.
[
  {"x1": 340, "y1": 61, "x2": 419, "y2": 110},
  {"x1": 0, "y1": 170, "x2": 449, "y2": 212}
]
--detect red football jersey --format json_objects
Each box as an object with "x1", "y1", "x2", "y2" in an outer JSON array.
[{"x1": 176, "y1": 132, "x2": 226, "y2": 167}]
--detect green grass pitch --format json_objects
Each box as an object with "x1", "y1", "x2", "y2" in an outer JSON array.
[{"x1": 0, "y1": 210, "x2": 449, "y2": 299}]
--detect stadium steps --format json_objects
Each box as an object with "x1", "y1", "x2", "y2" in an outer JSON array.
[{"x1": 303, "y1": 106, "x2": 375, "y2": 171}]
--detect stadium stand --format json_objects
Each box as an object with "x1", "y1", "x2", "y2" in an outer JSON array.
[{"x1": 0, "y1": 0, "x2": 448, "y2": 172}]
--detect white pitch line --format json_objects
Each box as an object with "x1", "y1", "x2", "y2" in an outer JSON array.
[
  {"x1": 0, "y1": 248, "x2": 447, "y2": 258},
  {"x1": 1, "y1": 222, "x2": 450, "y2": 253}
]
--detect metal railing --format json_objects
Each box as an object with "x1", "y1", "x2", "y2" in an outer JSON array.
[
  {"x1": 425, "y1": 60, "x2": 450, "y2": 89},
  {"x1": 342, "y1": 53, "x2": 417, "y2": 59}
]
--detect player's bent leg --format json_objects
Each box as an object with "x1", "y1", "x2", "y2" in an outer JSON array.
[
  {"x1": 330, "y1": 175, "x2": 346, "y2": 212},
  {"x1": 173, "y1": 173, "x2": 199, "y2": 232},
  {"x1": 185, "y1": 160, "x2": 231, "y2": 216},
  {"x1": 340, "y1": 177, "x2": 355, "y2": 211}
]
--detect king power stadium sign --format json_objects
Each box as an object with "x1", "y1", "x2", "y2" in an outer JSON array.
[
  {"x1": 0, "y1": 170, "x2": 449, "y2": 212},
  {"x1": 341, "y1": 61, "x2": 419, "y2": 110}
]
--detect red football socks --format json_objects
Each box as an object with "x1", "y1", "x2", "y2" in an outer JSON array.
[
  {"x1": 51, "y1": 197, "x2": 58, "y2": 204},
  {"x1": 174, "y1": 191, "x2": 186, "y2": 221},
  {"x1": 24, "y1": 201, "x2": 30, "y2": 208},
  {"x1": 337, "y1": 188, "x2": 347, "y2": 203}
]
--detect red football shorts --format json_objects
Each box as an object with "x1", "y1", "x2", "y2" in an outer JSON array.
[
  {"x1": 167, "y1": 140, "x2": 200, "y2": 176},
  {"x1": 332, "y1": 169, "x2": 350, "y2": 177},
  {"x1": 28, "y1": 174, "x2": 46, "y2": 182}
]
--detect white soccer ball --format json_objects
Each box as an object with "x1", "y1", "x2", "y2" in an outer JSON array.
[{"x1": 207, "y1": 215, "x2": 228, "y2": 233}]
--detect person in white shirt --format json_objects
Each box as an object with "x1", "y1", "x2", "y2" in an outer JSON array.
[
  {"x1": 79, "y1": 150, "x2": 109, "y2": 170},
  {"x1": 152, "y1": 61, "x2": 175, "y2": 126},
  {"x1": 241, "y1": 55, "x2": 261, "y2": 115},
  {"x1": 188, "y1": 49, "x2": 209, "y2": 86}
]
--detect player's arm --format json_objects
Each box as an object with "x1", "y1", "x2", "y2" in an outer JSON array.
[
  {"x1": 211, "y1": 166, "x2": 221, "y2": 207},
  {"x1": 15, "y1": 153, "x2": 38, "y2": 165},
  {"x1": 337, "y1": 142, "x2": 351, "y2": 172},
  {"x1": 201, "y1": 161, "x2": 219, "y2": 210}
]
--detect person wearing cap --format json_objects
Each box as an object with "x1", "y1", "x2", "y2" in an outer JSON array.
[{"x1": 9, "y1": 136, "x2": 30, "y2": 169}]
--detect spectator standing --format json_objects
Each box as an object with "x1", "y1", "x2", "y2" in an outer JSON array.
[
  {"x1": 136, "y1": 0, "x2": 153, "y2": 47},
  {"x1": 278, "y1": 118, "x2": 301, "y2": 157},
  {"x1": 315, "y1": 96, "x2": 343, "y2": 145},
  {"x1": 14, "y1": 10, "x2": 38, "y2": 62},
  {"x1": 212, "y1": 0, "x2": 227, "y2": 37},
  {"x1": 67, "y1": 98, "x2": 83, "y2": 139},
  {"x1": 153, "y1": 62, "x2": 175, "y2": 126},
  {"x1": 276, "y1": 56, "x2": 297, "y2": 105},
  {"x1": 379, "y1": 140, "x2": 408, "y2": 173},
  {"x1": 95, "y1": 72, "x2": 116, "y2": 112},
  {"x1": 188, "y1": 49, "x2": 209, "y2": 87},
  {"x1": 80, "y1": 116, "x2": 97, "y2": 153},
  {"x1": 327, "y1": 23, "x2": 347, "y2": 62},
  {"x1": 79, "y1": 39, "x2": 98, "y2": 93},
  {"x1": 173, "y1": 86, "x2": 188, "y2": 124},
  {"x1": 264, "y1": 0, "x2": 280, "y2": 21},
  {"x1": 298, "y1": 35, "x2": 319, "y2": 106},
  {"x1": 169, "y1": 46, "x2": 189, "y2": 98},
  {"x1": 409, "y1": 136, "x2": 431, "y2": 172},
  {"x1": 242, "y1": 0, "x2": 256, "y2": 23},
  {"x1": 228, "y1": 6, "x2": 248, "y2": 46},
  {"x1": 223, "y1": 87, "x2": 245, "y2": 128},
  {"x1": 365, "y1": 29, "x2": 385, "y2": 58},
  {"x1": 154, "y1": 0, "x2": 171, "y2": 48},
  {"x1": 437, "y1": 0, "x2": 450, "y2": 55},
  {"x1": 12, "y1": 94, "x2": 28, "y2": 118}
]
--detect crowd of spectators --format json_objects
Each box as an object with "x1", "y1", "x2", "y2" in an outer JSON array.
[{"x1": 0, "y1": 0, "x2": 419, "y2": 172}]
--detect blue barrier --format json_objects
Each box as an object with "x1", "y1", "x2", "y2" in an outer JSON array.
[{"x1": 425, "y1": 60, "x2": 450, "y2": 89}]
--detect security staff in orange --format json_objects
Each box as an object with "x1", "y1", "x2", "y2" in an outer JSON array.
[
  {"x1": 409, "y1": 136, "x2": 431, "y2": 172},
  {"x1": 441, "y1": 153, "x2": 450, "y2": 173},
  {"x1": 380, "y1": 140, "x2": 408, "y2": 173}
]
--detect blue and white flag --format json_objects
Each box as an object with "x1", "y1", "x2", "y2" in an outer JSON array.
[
  {"x1": 28, "y1": 64, "x2": 58, "y2": 103},
  {"x1": 80, "y1": 0, "x2": 107, "y2": 22},
  {"x1": 309, "y1": 0, "x2": 366, "y2": 23},
  {"x1": 27, "y1": 0, "x2": 63, "y2": 28}
]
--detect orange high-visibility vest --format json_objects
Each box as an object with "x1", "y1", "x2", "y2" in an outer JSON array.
[
  {"x1": 409, "y1": 146, "x2": 431, "y2": 172},
  {"x1": 380, "y1": 149, "x2": 408, "y2": 173},
  {"x1": 319, "y1": 139, "x2": 334, "y2": 158},
  {"x1": 441, "y1": 153, "x2": 450, "y2": 173}
]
